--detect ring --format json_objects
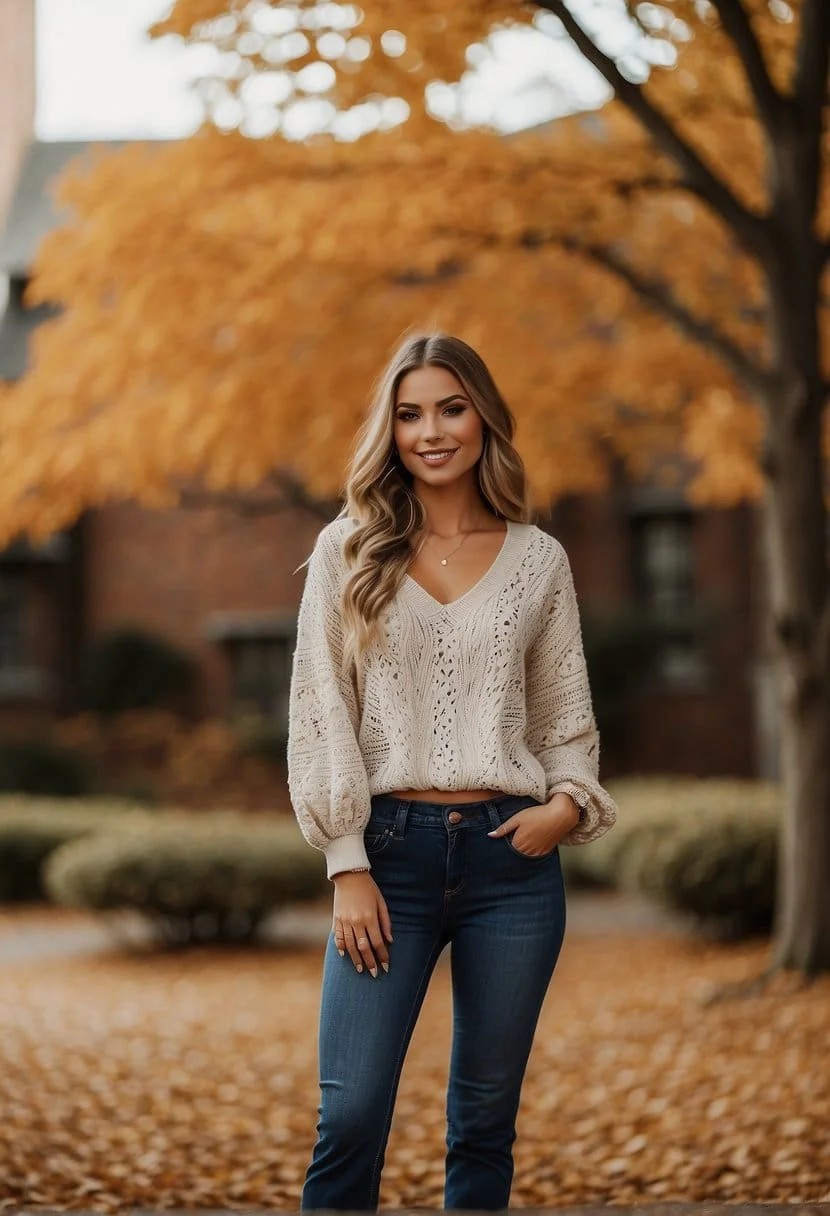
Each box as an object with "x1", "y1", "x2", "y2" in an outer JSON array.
[{"x1": 357, "y1": 937, "x2": 369, "y2": 947}]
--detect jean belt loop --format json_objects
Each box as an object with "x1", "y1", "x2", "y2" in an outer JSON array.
[
  {"x1": 394, "y1": 799, "x2": 411, "y2": 838},
  {"x1": 484, "y1": 798, "x2": 502, "y2": 832}
]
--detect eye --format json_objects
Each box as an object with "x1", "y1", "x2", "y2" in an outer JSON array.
[{"x1": 395, "y1": 405, "x2": 466, "y2": 421}]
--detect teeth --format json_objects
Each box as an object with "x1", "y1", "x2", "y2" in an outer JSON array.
[{"x1": 420, "y1": 451, "x2": 456, "y2": 460}]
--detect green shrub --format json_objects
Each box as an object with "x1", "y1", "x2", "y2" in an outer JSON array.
[
  {"x1": 0, "y1": 738, "x2": 94, "y2": 797},
  {"x1": 79, "y1": 627, "x2": 197, "y2": 716},
  {"x1": 0, "y1": 799, "x2": 153, "y2": 901},
  {"x1": 44, "y1": 818, "x2": 327, "y2": 947},
  {"x1": 624, "y1": 809, "x2": 778, "y2": 936},
  {"x1": 579, "y1": 777, "x2": 781, "y2": 936}
]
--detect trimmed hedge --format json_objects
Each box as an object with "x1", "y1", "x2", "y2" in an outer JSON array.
[
  {"x1": 44, "y1": 819, "x2": 327, "y2": 947},
  {"x1": 1, "y1": 778, "x2": 784, "y2": 943},
  {"x1": 560, "y1": 777, "x2": 781, "y2": 936},
  {"x1": 0, "y1": 797, "x2": 154, "y2": 901},
  {"x1": 623, "y1": 808, "x2": 778, "y2": 935}
]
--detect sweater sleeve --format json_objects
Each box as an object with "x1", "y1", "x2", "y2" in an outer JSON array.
[
  {"x1": 524, "y1": 541, "x2": 618, "y2": 846},
  {"x1": 287, "y1": 523, "x2": 373, "y2": 879}
]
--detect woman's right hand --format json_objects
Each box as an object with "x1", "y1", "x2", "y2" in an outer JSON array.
[{"x1": 332, "y1": 871, "x2": 393, "y2": 977}]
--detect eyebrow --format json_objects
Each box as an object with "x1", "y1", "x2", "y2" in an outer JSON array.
[{"x1": 395, "y1": 393, "x2": 469, "y2": 409}]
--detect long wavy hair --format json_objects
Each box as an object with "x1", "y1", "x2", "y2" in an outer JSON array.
[{"x1": 310, "y1": 332, "x2": 532, "y2": 681}]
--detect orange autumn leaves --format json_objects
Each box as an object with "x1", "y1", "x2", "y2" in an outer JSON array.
[
  {"x1": 1, "y1": 928, "x2": 830, "y2": 1207},
  {"x1": 0, "y1": 1, "x2": 826, "y2": 544}
]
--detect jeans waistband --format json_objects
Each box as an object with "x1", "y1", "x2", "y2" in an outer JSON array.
[{"x1": 370, "y1": 791, "x2": 540, "y2": 832}]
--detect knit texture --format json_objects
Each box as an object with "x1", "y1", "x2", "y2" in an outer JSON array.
[{"x1": 287, "y1": 515, "x2": 618, "y2": 878}]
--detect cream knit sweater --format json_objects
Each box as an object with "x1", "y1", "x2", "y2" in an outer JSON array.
[{"x1": 287, "y1": 515, "x2": 618, "y2": 878}]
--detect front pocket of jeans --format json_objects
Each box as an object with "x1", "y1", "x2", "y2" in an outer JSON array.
[
  {"x1": 495, "y1": 796, "x2": 554, "y2": 861},
  {"x1": 364, "y1": 826, "x2": 394, "y2": 856},
  {"x1": 502, "y1": 834, "x2": 557, "y2": 862}
]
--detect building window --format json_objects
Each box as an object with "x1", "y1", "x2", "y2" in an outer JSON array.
[
  {"x1": 630, "y1": 510, "x2": 706, "y2": 688},
  {"x1": 0, "y1": 571, "x2": 50, "y2": 699},
  {"x1": 204, "y1": 611, "x2": 297, "y2": 730},
  {"x1": 0, "y1": 572, "x2": 26, "y2": 669},
  {"x1": 226, "y1": 635, "x2": 293, "y2": 726}
]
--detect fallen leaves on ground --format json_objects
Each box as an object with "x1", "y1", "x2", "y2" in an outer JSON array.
[{"x1": 0, "y1": 924, "x2": 828, "y2": 1209}]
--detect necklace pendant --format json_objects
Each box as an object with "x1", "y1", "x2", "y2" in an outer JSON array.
[{"x1": 440, "y1": 558, "x2": 448, "y2": 566}]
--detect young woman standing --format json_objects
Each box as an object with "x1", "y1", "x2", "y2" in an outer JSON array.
[{"x1": 288, "y1": 332, "x2": 618, "y2": 1212}]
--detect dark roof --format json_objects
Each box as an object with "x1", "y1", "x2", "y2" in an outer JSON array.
[
  {"x1": 0, "y1": 139, "x2": 168, "y2": 378},
  {"x1": 0, "y1": 140, "x2": 129, "y2": 276},
  {"x1": 0, "y1": 280, "x2": 56, "y2": 379}
]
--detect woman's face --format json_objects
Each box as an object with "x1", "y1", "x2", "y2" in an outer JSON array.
[{"x1": 393, "y1": 364, "x2": 486, "y2": 486}]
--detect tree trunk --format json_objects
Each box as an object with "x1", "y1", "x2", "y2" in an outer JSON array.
[
  {"x1": 761, "y1": 403, "x2": 830, "y2": 973},
  {"x1": 762, "y1": 179, "x2": 830, "y2": 970},
  {"x1": 763, "y1": 83, "x2": 830, "y2": 967}
]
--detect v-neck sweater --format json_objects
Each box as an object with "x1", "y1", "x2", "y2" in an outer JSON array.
[{"x1": 287, "y1": 515, "x2": 619, "y2": 879}]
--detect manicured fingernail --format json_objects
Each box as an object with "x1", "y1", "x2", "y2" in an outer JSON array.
[
  {"x1": 487, "y1": 830, "x2": 498, "y2": 836},
  {"x1": 338, "y1": 949, "x2": 345, "y2": 957},
  {"x1": 356, "y1": 964, "x2": 363, "y2": 973},
  {"x1": 382, "y1": 962, "x2": 389, "y2": 973},
  {"x1": 369, "y1": 966, "x2": 378, "y2": 978}
]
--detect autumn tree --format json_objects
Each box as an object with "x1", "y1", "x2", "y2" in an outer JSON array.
[{"x1": 0, "y1": 0, "x2": 827, "y2": 977}]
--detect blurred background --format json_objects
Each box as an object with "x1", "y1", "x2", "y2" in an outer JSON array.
[{"x1": 0, "y1": 2, "x2": 827, "y2": 1209}]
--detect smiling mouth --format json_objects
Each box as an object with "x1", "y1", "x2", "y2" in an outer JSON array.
[{"x1": 418, "y1": 449, "x2": 459, "y2": 461}]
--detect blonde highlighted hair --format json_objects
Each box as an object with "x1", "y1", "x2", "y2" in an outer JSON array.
[{"x1": 306, "y1": 332, "x2": 532, "y2": 680}]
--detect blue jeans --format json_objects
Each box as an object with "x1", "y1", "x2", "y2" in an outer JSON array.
[{"x1": 301, "y1": 791, "x2": 567, "y2": 1212}]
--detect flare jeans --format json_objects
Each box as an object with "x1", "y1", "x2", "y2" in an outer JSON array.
[{"x1": 300, "y1": 791, "x2": 568, "y2": 1212}]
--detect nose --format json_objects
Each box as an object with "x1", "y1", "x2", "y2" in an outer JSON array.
[{"x1": 419, "y1": 418, "x2": 444, "y2": 440}]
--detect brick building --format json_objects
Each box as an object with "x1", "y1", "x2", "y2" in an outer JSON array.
[{"x1": 0, "y1": 0, "x2": 778, "y2": 778}]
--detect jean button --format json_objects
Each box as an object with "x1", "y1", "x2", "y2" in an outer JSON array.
[{"x1": 447, "y1": 810, "x2": 463, "y2": 823}]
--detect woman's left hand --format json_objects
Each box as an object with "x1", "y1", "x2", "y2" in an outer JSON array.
[{"x1": 487, "y1": 793, "x2": 581, "y2": 857}]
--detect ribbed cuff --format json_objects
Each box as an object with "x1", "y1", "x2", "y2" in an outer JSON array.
[
  {"x1": 324, "y1": 833, "x2": 370, "y2": 880},
  {"x1": 547, "y1": 780, "x2": 590, "y2": 810}
]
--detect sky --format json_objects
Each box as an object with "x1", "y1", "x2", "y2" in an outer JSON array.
[
  {"x1": 36, "y1": 0, "x2": 203, "y2": 138},
  {"x1": 35, "y1": 0, "x2": 614, "y2": 141}
]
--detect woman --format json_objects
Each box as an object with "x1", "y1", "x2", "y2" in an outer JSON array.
[{"x1": 287, "y1": 332, "x2": 618, "y2": 1212}]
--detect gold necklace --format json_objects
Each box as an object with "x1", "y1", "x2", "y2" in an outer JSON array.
[{"x1": 417, "y1": 529, "x2": 474, "y2": 566}]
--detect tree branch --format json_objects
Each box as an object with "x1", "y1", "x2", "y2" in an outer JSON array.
[
  {"x1": 542, "y1": 232, "x2": 771, "y2": 396},
  {"x1": 534, "y1": 0, "x2": 770, "y2": 258},
  {"x1": 793, "y1": 0, "x2": 830, "y2": 209},
  {"x1": 708, "y1": 0, "x2": 782, "y2": 131}
]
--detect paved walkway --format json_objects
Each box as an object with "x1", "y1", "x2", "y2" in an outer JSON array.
[{"x1": 0, "y1": 888, "x2": 697, "y2": 964}]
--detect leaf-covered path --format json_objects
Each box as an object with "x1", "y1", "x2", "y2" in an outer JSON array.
[{"x1": 0, "y1": 906, "x2": 828, "y2": 1209}]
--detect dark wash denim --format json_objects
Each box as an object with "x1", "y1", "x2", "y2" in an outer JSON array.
[{"x1": 301, "y1": 791, "x2": 567, "y2": 1212}]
